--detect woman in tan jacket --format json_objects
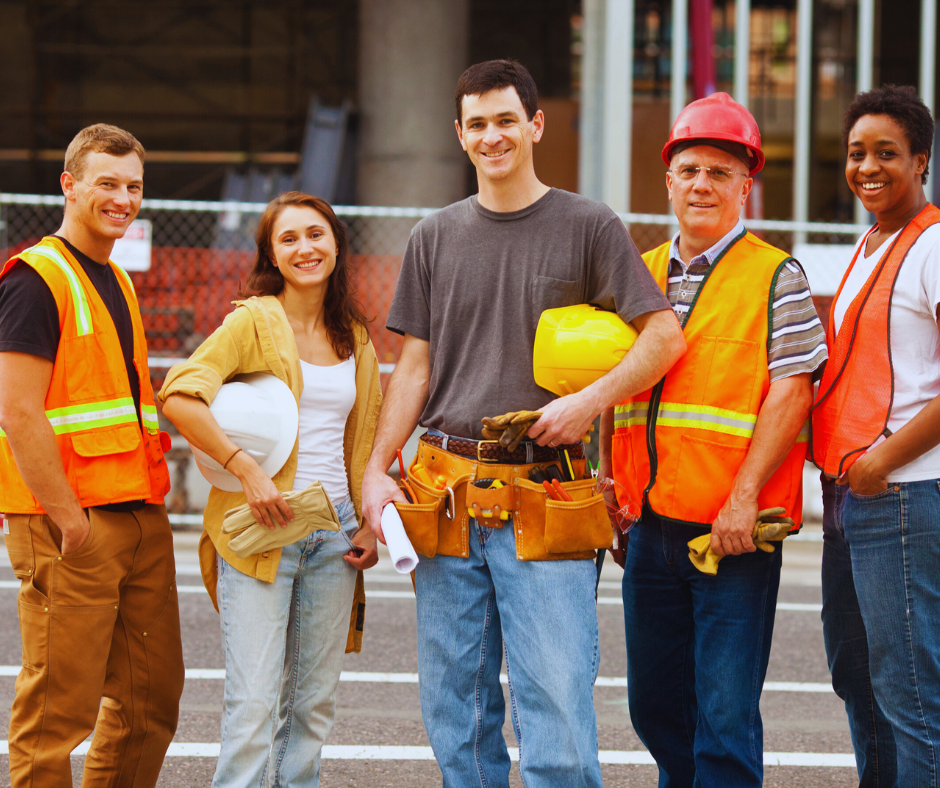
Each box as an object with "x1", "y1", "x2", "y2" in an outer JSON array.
[{"x1": 160, "y1": 192, "x2": 381, "y2": 788}]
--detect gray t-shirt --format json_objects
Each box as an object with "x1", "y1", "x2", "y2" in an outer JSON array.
[{"x1": 386, "y1": 188, "x2": 670, "y2": 439}]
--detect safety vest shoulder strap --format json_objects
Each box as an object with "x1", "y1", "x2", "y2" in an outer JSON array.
[{"x1": 11, "y1": 239, "x2": 95, "y2": 337}]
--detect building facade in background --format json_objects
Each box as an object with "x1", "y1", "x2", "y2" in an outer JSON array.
[{"x1": 0, "y1": 0, "x2": 935, "y2": 222}]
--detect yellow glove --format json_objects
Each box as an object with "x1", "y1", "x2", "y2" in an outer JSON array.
[
  {"x1": 481, "y1": 410, "x2": 543, "y2": 452},
  {"x1": 688, "y1": 507, "x2": 795, "y2": 575},
  {"x1": 221, "y1": 481, "x2": 342, "y2": 559}
]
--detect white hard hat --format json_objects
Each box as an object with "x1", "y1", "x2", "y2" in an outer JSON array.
[{"x1": 191, "y1": 372, "x2": 299, "y2": 493}]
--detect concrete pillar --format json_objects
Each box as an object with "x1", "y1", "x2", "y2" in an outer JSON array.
[{"x1": 358, "y1": 0, "x2": 470, "y2": 207}]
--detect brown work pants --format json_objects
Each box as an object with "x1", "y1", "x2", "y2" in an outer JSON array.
[{"x1": 4, "y1": 504, "x2": 185, "y2": 787}]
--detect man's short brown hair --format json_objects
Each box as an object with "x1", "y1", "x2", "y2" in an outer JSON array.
[
  {"x1": 455, "y1": 59, "x2": 539, "y2": 125},
  {"x1": 64, "y1": 124, "x2": 145, "y2": 181}
]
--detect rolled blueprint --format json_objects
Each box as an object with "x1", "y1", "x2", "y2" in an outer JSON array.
[{"x1": 381, "y1": 503, "x2": 419, "y2": 574}]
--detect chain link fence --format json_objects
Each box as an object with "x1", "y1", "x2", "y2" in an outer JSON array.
[{"x1": 0, "y1": 193, "x2": 868, "y2": 516}]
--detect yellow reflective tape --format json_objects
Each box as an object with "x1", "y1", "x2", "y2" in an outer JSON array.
[
  {"x1": 24, "y1": 245, "x2": 93, "y2": 337},
  {"x1": 655, "y1": 416, "x2": 754, "y2": 438},
  {"x1": 657, "y1": 401, "x2": 757, "y2": 425}
]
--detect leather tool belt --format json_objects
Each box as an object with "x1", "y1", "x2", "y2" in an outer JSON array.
[
  {"x1": 421, "y1": 432, "x2": 585, "y2": 465},
  {"x1": 392, "y1": 434, "x2": 611, "y2": 562}
]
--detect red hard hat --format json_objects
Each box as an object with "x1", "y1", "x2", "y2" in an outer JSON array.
[{"x1": 662, "y1": 92, "x2": 765, "y2": 175}]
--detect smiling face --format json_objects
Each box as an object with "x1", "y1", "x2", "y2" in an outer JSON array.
[
  {"x1": 62, "y1": 151, "x2": 143, "y2": 243},
  {"x1": 666, "y1": 144, "x2": 752, "y2": 247},
  {"x1": 455, "y1": 86, "x2": 544, "y2": 187},
  {"x1": 846, "y1": 113, "x2": 927, "y2": 222},
  {"x1": 269, "y1": 205, "x2": 337, "y2": 292}
]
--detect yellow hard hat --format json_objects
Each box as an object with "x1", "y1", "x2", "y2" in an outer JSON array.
[{"x1": 533, "y1": 304, "x2": 638, "y2": 396}]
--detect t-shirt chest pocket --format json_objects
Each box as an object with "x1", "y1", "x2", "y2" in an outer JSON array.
[
  {"x1": 61, "y1": 333, "x2": 120, "y2": 402},
  {"x1": 531, "y1": 275, "x2": 580, "y2": 308}
]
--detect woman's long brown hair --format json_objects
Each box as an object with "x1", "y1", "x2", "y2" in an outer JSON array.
[{"x1": 241, "y1": 191, "x2": 370, "y2": 359}]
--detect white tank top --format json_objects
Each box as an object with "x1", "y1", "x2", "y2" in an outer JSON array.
[{"x1": 292, "y1": 357, "x2": 357, "y2": 500}]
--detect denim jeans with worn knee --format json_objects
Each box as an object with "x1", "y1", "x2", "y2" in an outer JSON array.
[
  {"x1": 212, "y1": 496, "x2": 359, "y2": 788},
  {"x1": 820, "y1": 475, "x2": 897, "y2": 788},
  {"x1": 836, "y1": 478, "x2": 940, "y2": 788},
  {"x1": 414, "y1": 515, "x2": 603, "y2": 788},
  {"x1": 622, "y1": 509, "x2": 781, "y2": 788}
]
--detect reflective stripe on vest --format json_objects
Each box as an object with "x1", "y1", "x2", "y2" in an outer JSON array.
[
  {"x1": 22, "y1": 244, "x2": 93, "y2": 337},
  {"x1": 0, "y1": 398, "x2": 137, "y2": 438},
  {"x1": 141, "y1": 404, "x2": 159, "y2": 434},
  {"x1": 615, "y1": 401, "x2": 757, "y2": 439}
]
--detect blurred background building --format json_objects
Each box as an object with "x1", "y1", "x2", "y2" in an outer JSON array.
[{"x1": 1, "y1": 0, "x2": 935, "y2": 220}]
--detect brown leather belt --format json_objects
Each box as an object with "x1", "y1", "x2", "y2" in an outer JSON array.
[{"x1": 421, "y1": 433, "x2": 584, "y2": 464}]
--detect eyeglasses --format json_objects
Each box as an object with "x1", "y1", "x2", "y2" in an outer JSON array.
[{"x1": 668, "y1": 165, "x2": 749, "y2": 184}]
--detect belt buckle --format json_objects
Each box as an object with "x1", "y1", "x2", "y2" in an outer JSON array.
[{"x1": 476, "y1": 439, "x2": 499, "y2": 464}]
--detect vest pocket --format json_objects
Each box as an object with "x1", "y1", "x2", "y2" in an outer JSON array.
[
  {"x1": 62, "y1": 334, "x2": 119, "y2": 401},
  {"x1": 71, "y1": 424, "x2": 141, "y2": 457},
  {"x1": 689, "y1": 336, "x2": 761, "y2": 415},
  {"x1": 666, "y1": 433, "x2": 748, "y2": 524}
]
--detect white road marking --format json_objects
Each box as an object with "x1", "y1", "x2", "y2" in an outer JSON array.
[
  {"x1": 0, "y1": 581, "x2": 826, "y2": 612},
  {"x1": 0, "y1": 666, "x2": 832, "y2": 694},
  {"x1": 0, "y1": 741, "x2": 856, "y2": 766}
]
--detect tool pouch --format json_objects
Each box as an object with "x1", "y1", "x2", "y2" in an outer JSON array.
[
  {"x1": 393, "y1": 496, "x2": 443, "y2": 558},
  {"x1": 514, "y1": 477, "x2": 611, "y2": 560},
  {"x1": 396, "y1": 437, "x2": 612, "y2": 561},
  {"x1": 394, "y1": 451, "x2": 472, "y2": 558}
]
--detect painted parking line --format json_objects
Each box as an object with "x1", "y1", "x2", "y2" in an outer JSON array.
[
  {"x1": 0, "y1": 666, "x2": 833, "y2": 693},
  {"x1": 0, "y1": 741, "x2": 855, "y2": 766},
  {"x1": 0, "y1": 581, "x2": 827, "y2": 613}
]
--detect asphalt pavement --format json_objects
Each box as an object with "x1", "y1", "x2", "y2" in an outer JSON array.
[{"x1": 0, "y1": 521, "x2": 859, "y2": 788}]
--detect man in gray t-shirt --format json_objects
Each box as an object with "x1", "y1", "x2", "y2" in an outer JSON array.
[
  {"x1": 363, "y1": 60, "x2": 685, "y2": 788},
  {"x1": 387, "y1": 188, "x2": 669, "y2": 439}
]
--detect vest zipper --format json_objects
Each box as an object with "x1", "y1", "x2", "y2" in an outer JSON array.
[{"x1": 641, "y1": 379, "x2": 665, "y2": 511}]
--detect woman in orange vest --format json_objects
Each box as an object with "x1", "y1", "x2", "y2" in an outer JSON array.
[{"x1": 811, "y1": 85, "x2": 940, "y2": 788}]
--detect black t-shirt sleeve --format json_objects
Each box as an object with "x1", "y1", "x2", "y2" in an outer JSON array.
[{"x1": 0, "y1": 261, "x2": 61, "y2": 361}]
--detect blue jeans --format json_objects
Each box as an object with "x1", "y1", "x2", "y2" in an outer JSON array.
[
  {"x1": 622, "y1": 509, "x2": 781, "y2": 788},
  {"x1": 830, "y1": 477, "x2": 940, "y2": 788},
  {"x1": 414, "y1": 515, "x2": 603, "y2": 788},
  {"x1": 821, "y1": 476, "x2": 897, "y2": 787},
  {"x1": 212, "y1": 497, "x2": 359, "y2": 788}
]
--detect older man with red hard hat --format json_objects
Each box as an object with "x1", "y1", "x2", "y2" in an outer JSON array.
[{"x1": 600, "y1": 93, "x2": 827, "y2": 787}]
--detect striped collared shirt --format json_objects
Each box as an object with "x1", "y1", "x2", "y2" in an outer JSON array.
[{"x1": 667, "y1": 223, "x2": 828, "y2": 381}]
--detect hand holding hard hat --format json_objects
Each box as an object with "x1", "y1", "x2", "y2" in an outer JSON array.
[{"x1": 190, "y1": 372, "x2": 299, "y2": 493}]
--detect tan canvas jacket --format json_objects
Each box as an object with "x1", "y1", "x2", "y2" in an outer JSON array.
[{"x1": 159, "y1": 295, "x2": 382, "y2": 652}]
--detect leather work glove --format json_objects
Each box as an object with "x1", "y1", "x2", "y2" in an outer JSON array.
[
  {"x1": 481, "y1": 410, "x2": 543, "y2": 452},
  {"x1": 222, "y1": 481, "x2": 342, "y2": 559},
  {"x1": 688, "y1": 507, "x2": 796, "y2": 576}
]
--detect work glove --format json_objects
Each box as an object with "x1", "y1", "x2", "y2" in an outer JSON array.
[
  {"x1": 687, "y1": 507, "x2": 795, "y2": 576},
  {"x1": 481, "y1": 410, "x2": 543, "y2": 452},
  {"x1": 221, "y1": 481, "x2": 342, "y2": 559}
]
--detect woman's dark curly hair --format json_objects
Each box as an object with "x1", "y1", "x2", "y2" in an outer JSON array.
[
  {"x1": 241, "y1": 191, "x2": 370, "y2": 359},
  {"x1": 842, "y1": 84, "x2": 934, "y2": 184}
]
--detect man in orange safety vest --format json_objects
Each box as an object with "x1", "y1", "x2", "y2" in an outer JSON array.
[
  {"x1": 600, "y1": 93, "x2": 827, "y2": 787},
  {"x1": 0, "y1": 124, "x2": 183, "y2": 788}
]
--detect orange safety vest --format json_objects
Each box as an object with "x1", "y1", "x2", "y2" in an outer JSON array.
[
  {"x1": 810, "y1": 203, "x2": 940, "y2": 478},
  {"x1": 612, "y1": 231, "x2": 806, "y2": 528},
  {"x1": 0, "y1": 236, "x2": 170, "y2": 513}
]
